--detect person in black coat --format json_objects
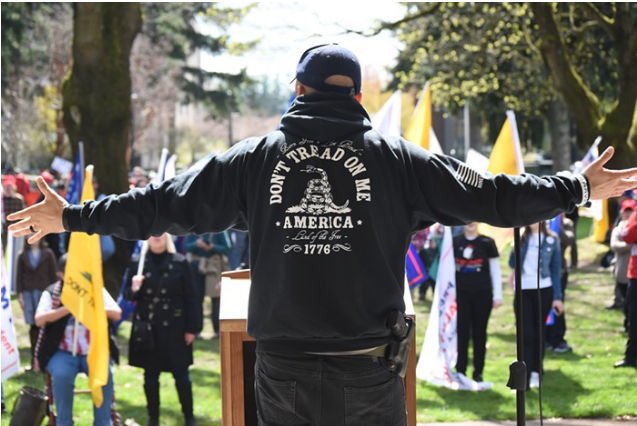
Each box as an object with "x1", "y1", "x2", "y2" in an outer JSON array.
[{"x1": 124, "y1": 234, "x2": 198, "y2": 426}]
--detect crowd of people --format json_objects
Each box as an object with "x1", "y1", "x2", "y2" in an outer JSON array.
[
  {"x1": 410, "y1": 190, "x2": 637, "y2": 389},
  {"x1": 3, "y1": 43, "x2": 637, "y2": 426},
  {"x1": 3, "y1": 166, "x2": 249, "y2": 425}
]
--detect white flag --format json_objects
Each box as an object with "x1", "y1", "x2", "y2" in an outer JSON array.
[
  {"x1": 573, "y1": 137, "x2": 603, "y2": 220},
  {"x1": 164, "y1": 154, "x2": 178, "y2": 181},
  {"x1": 1, "y1": 245, "x2": 20, "y2": 381},
  {"x1": 573, "y1": 136, "x2": 601, "y2": 174},
  {"x1": 416, "y1": 226, "x2": 491, "y2": 391},
  {"x1": 371, "y1": 90, "x2": 402, "y2": 138}
]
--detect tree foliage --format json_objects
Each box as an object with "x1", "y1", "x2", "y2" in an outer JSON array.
[
  {"x1": 383, "y1": 2, "x2": 637, "y2": 168},
  {"x1": 140, "y1": 3, "x2": 255, "y2": 115},
  {"x1": 1, "y1": 2, "x2": 72, "y2": 170},
  {"x1": 128, "y1": 3, "x2": 258, "y2": 165}
]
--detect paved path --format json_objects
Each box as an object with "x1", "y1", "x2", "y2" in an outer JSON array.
[{"x1": 419, "y1": 419, "x2": 637, "y2": 426}]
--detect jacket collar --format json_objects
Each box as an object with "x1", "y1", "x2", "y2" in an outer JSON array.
[{"x1": 279, "y1": 92, "x2": 372, "y2": 141}]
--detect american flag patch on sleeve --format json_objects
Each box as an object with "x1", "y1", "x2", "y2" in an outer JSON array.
[{"x1": 456, "y1": 163, "x2": 484, "y2": 189}]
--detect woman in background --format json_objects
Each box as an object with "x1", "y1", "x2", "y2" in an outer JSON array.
[
  {"x1": 125, "y1": 234, "x2": 198, "y2": 426},
  {"x1": 509, "y1": 222, "x2": 563, "y2": 389},
  {"x1": 16, "y1": 236, "x2": 57, "y2": 369}
]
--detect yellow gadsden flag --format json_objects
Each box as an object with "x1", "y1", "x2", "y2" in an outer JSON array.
[
  {"x1": 61, "y1": 165, "x2": 109, "y2": 407},
  {"x1": 480, "y1": 111, "x2": 525, "y2": 250},
  {"x1": 404, "y1": 82, "x2": 443, "y2": 154}
]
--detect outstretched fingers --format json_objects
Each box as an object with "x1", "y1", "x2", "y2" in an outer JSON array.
[
  {"x1": 35, "y1": 176, "x2": 57, "y2": 197},
  {"x1": 7, "y1": 217, "x2": 46, "y2": 244},
  {"x1": 585, "y1": 146, "x2": 614, "y2": 171},
  {"x1": 6, "y1": 203, "x2": 37, "y2": 222}
]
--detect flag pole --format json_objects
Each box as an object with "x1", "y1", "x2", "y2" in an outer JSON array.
[
  {"x1": 136, "y1": 241, "x2": 149, "y2": 277},
  {"x1": 507, "y1": 228, "x2": 526, "y2": 425},
  {"x1": 134, "y1": 149, "x2": 168, "y2": 276},
  {"x1": 71, "y1": 159, "x2": 87, "y2": 357}
]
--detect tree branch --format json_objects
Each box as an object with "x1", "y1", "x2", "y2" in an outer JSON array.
[
  {"x1": 342, "y1": 3, "x2": 441, "y2": 37},
  {"x1": 580, "y1": 3, "x2": 616, "y2": 38},
  {"x1": 529, "y1": 3, "x2": 601, "y2": 133}
]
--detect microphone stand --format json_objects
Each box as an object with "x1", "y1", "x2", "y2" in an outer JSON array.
[{"x1": 506, "y1": 227, "x2": 526, "y2": 426}]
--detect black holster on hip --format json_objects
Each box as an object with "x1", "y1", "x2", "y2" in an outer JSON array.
[{"x1": 381, "y1": 309, "x2": 415, "y2": 378}]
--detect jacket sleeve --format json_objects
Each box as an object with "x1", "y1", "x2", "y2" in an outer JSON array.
[
  {"x1": 182, "y1": 235, "x2": 198, "y2": 254},
  {"x1": 611, "y1": 225, "x2": 630, "y2": 254},
  {"x1": 622, "y1": 211, "x2": 637, "y2": 244},
  {"x1": 65, "y1": 148, "x2": 248, "y2": 240},
  {"x1": 550, "y1": 239, "x2": 563, "y2": 300},
  {"x1": 405, "y1": 143, "x2": 583, "y2": 229},
  {"x1": 122, "y1": 259, "x2": 138, "y2": 302},
  {"x1": 212, "y1": 232, "x2": 232, "y2": 255}
]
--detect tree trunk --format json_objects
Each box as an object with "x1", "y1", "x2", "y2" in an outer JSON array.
[
  {"x1": 547, "y1": 98, "x2": 571, "y2": 173},
  {"x1": 62, "y1": 3, "x2": 142, "y2": 294},
  {"x1": 530, "y1": 2, "x2": 637, "y2": 169}
]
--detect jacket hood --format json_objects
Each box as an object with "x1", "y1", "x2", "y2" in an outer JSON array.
[{"x1": 279, "y1": 92, "x2": 372, "y2": 141}]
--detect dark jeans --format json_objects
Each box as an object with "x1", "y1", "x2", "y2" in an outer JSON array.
[
  {"x1": 211, "y1": 296, "x2": 220, "y2": 336},
  {"x1": 516, "y1": 287, "x2": 553, "y2": 375},
  {"x1": 546, "y1": 271, "x2": 568, "y2": 346},
  {"x1": 143, "y1": 368, "x2": 191, "y2": 386},
  {"x1": 625, "y1": 279, "x2": 637, "y2": 362},
  {"x1": 455, "y1": 285, "x2": 492, "y2": 377},
  {"x1": 254, "y1": 351, "x2": 407, "y2": 426}
]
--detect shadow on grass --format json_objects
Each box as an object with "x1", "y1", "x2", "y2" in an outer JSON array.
[
  {"x1": 489, "y1": 331, "x2": 518, "y2": 344},
  {"x1": 417, "y1": 382, "x2": 510, "y2": 420},
  {"x1": 527, "y1": 367, "x2": 616, "y2": 418}
]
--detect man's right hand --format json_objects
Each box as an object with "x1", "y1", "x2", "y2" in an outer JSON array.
[{"x1": 6, "y1": 176, "x2": 68, "y2": 244}]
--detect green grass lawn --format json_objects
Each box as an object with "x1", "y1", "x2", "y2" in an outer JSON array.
[
  {"x1": 2, "y1": 236, "x2": 636, "y2": 425},
  {"x1": 412, "y1": 237, "x2": 637, "y2": 423}
]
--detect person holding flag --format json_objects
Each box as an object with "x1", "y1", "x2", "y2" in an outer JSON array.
[
  {"x1": 35, "y1": 165, "x2": 116, "y2": 421},
  {"x1": 453, "y1": 222, "x2": 501, "y2": 384},
  {"x1": 123, "y1": 233, "x2": 198, "y2": 426},
  {"x1": 34, "y1": 254, "x2": 121, "y2": 426},
  {"x1": 7, "y1": 44, "x2": 637, "y2": 425}
]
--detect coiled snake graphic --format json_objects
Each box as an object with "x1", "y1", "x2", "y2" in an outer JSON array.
[{"x1": 298, "y1": 165, "x2": 350, "y2": 215}]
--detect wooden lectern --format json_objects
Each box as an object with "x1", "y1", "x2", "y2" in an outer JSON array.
[{"x1": 219, "y1": 270, "x2": 417, "y2": 426}]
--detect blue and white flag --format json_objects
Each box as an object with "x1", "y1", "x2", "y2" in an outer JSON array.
[
  {"x1": 65, "y1": 151, "x2": 83, "y2": 204},
  {"x1": 573, "y1": 136, "x2": 601, "y2": 174},
  {"x1": 1, "y1": 237, "x2": 20, "y2": 380}
]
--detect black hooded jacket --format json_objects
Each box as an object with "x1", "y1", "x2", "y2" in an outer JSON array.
[{"x1": 65, "y1": 93, "x2": 583, "y2": 352}]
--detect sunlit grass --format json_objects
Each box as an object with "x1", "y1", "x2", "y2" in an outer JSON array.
[{"x1": 2, "y1": 237, "x2": 635, "y2": 425}]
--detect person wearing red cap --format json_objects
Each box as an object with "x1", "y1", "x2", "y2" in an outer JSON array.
[
  {"x1": 8, "y1": 44, "x2": 637, "y2": 425},
  {"x1": 40, "y1": 170, "x2": 54, "y2": 185},
  {"x1": 616, "y1": 202, "x2": 637, "y2": 368},
  {"x1": 610, "y1": 200, "x2": 637, "y2": 322}
]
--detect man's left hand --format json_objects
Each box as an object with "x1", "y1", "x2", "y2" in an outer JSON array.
[{"x1": 584, "y1": 147, "x2": 637, "y2": 200}]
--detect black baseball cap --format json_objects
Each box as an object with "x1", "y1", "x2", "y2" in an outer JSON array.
[{"x1": 293, "y1": 44, "x2": 362, "y2": 96}]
